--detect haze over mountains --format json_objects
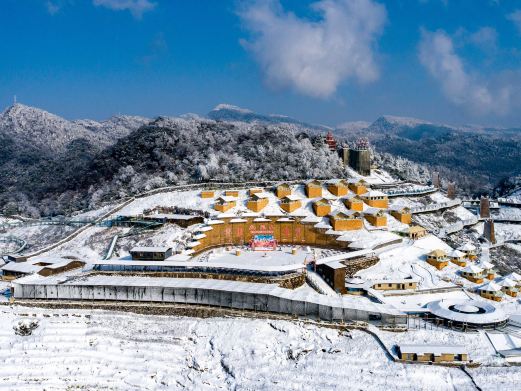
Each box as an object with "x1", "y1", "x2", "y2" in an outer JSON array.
[{"x1": 1, "y1": 102, "x2": 520, "y2": 217}]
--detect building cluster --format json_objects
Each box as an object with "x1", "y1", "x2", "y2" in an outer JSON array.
[
  {"x1": 426, "y1": 244, "x2": 520, "y2": 302},
  {"x1": 201, "y1": 180, "x2": 411, "y2": 233}
]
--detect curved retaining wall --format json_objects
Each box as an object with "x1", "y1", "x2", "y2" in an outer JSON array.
[{"x1": 13, "y1": 277, "x2": 406, "y2": 325}]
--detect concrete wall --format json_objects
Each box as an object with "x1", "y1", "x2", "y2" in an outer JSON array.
[{"x1": 13, "y1": 282, "x2": 406, "y2": 325}]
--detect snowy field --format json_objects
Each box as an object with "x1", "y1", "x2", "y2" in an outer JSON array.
[
  {"x1": 2, "y1": 305, "x2": 518, "y2": 390},
  {"x1": 357, "y1": 235, "x2": 455, "y2": 289},
  {"x1": 194, "y1": 247, "x2": 310, "y2": 267}
]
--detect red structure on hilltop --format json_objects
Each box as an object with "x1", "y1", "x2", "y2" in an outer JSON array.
[{"x1": 325, "y1": 131, "x2": 337, "y2": 151}]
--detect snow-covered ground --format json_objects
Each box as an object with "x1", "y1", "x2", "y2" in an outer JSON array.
[
  {"x1": 193, "y1": 247, "x2": 310, "y2": 267},
  {"x1": 2, "y1": 305, "x2": 518, "y2": 391},
  {"x1": 356, "y1": 235, "x2": 455, "y2": 289},
  {"x1": 3, "y1": 224, "x2": 76, "y2": 255}
]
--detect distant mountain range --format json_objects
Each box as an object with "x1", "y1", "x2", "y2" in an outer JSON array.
[
  {"x1": 208, "y1": 104, "x2": 332, "y2": 132},
  {"x1": 336, "y1": 114, "x2": 521, "y2": 194},
  {"x1": 209, "y1": 104, "x2": 521, "y2": 194},
  {"x1": 1, "y1": 102, "x2": 521, "y2": 216}
]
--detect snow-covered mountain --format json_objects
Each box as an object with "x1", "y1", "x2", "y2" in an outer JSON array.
[
  {"x1": 0, "y1": 104, "x2": 101, "y2": 151},
  {"x1": 74, "y1": 115, "x2": 150, "y2": 141},
  {"x1": 0, "y1": 104, "x2": 149, "y2": 151},
  {"x1": 0, "y1": 103, "x2": 151, "y2": 217},
  {"x1": 208, "y1": 103, "x2": 332, "y2": 132}
]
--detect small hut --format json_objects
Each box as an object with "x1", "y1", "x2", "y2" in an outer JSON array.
[
  {"x1": 447, "y1": 249, "x2": 467, "y2": 267},
  {"x1": 280, "y1": 195, "x2": 302, "y2": 213},
  {"x1": 460, "y1": 264, "x2": 484, "y2": 283},
  {"x1": 328, "y1": 210, "x2": 363, "y2": 231},
  {"x1": 408, "y1": 226, "x2": 427, "y2": 240},
  {"x1": 343, "y1": 196, "x2": 364, "y2": 211},
  {"x1": 361, "y1": 190, "x2": 389, "y2": 209},
  {"x1": 305, "y1": 180, "x2": 323, "y2": 198},
  {"x1": 364, "y1": 208, "x2": 387, "y2": 227},
  {"x1": 200, "y1": 190, "x2": 215, "y2": 199},
  {"x1": 275, "y1": 183, "x2": 292, "y2": 198},
  {"x1": 426, "y1": 249, "x2": 449, "y2": 270},
  {"x1": 313, "y1": 198, "x2": 332, "y2": 217},
  {"x1": 326, "y1": 179, "x2": 349, "y2": 197},
  {"x1": 478, "y1": 281, "x2": 503, "y2": 302},
  {"x1": 498, "y1": 278, "x2": 518, "y2": 297},
  {"x1": 347, "y1": 179, "x2": 367, "y2": 195},
  {"x1": 389, "y1": 205, "x2": 412, "y2": 224},
  {"x1": 214, "y1": 196, "x2": 237, "y2": 212},
  {"x1": 246, "y1": 193, "x2": 269, "y2": 212}
]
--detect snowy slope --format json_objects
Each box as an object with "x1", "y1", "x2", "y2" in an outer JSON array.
[{"x1": 0, "y1": 306, "x2": 505, "y2": 391}]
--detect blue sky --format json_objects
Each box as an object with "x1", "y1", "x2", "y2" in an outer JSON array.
[{"x1": 2, "y1": 0, "x2": 521, "y2": 127}]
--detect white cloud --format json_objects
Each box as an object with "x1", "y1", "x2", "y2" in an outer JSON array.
[
  {"x1": 507, "y1": 10, "x2": 521, "y2": 34},
  {"x1": 46, "y1": 1, "x2": 61, "y2": 15},
  {"x1": 238, "y1": 0, "x2": 386, "y2": 98},
  {"x1": 468, "y1": 27, "x2": 497, "y2": 52},
  {"x1": 418, "y1": 29, "x2": 512, "y2": 115},
  {"x1": 93, "y1": 0, "x2": 156, "y2": 19}
]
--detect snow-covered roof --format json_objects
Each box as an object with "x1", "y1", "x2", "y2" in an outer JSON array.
[
  {"x1": 505, "y1": 272, "x2": 521, "y2": 282},
  {"x1": 217, "y1": 212, "x2": 235, "y2": 218},
  {"x1": 250, "y1": 192, "x2": 270, "y2": 199},
  {"x1": 461, "y1": 264, "x2": 483, "y2": 274},
  {"x1": 343, "y1": 194, "x2": 361, "y2": 202},
  {"x1": 166, "y1": 254, "x2": 192, "y2": 262},
  {"x1": 207, "y1": 220, "x2": 225, "y2": 225},
  {"x1": 364, "y1": 207, "x2": 384, "y2": 216},
  {"x1": 301, "y1": 215, "x2": 321, "y2": 223},
  {"x1": 326, "y1": 179, "x2": 348, "y2": 186},
  {"x1": 1, "y1": 262, "x2": 41, "y2": 274},
  {"x1": 398, "y1": 345, "x2": 467, "y2": 355},
  {"x1": 314, "y1": 198, "x2": 331, "y2": 205},
  {"x1": 40, "y1": 260, "x2": 85, "y2": 270},
  {"x1": 88, "y1": 260, "x2": 307, "y2": 273},
  {"x1": 322, "y1": 261, "x2": 345, "y2": 270},
  {"x1": 478, "y1": 260, "x2": 494, "y2": 270},
  {"x1": 253, "y1": 217, "x2": 271, "y2": 222},
  {"x1": 229, "y1": 218, "x2": 248, "y2": 223},
  {"x1": 370, "y1": 278, "x2": 418, "y2": 285},
  {"x1": 148, "y1": 213, "x2": 198, "y2": 220},
  {"x1": 498, "y1": 278, "x2": 517, "y2": 288},
  {"x1": 427, "y1": 299, "x2": 508, "y2": 324},
  {"x1": 281, "y1": 195, "x2": 301, "y2": 202},
  {"x1": 217, "y1": 196, "x2": 237, "y2": 202},
  {"x1": 1, "y1": 256, "x2": 69, "y2": 274},
  {"x1": 345, "y1": 277, "x2": 366, "y2": 285},
  {"x1": 428, "y1": 249, "x2": 447, "y2": 257},
  {"x1": 329, "y1": 210, "x2": 360, "y2": 219},
  {"x1": 130, "y1": 246, "x2": 172, "y2": 253},
  {"x1": 242, "y1": 212, "x2": 260, "y2": 217},
  {"x1": 314, "y1": 221, "x2": 332, "y2": 229},
  {"x1": 361, "y1": 190, "x2": 387, "y2": 198},
  {"x1": 388, "y1": 205, "x2": 410, "y2": 212},
  {"x1": 479, "y1": 281, "x2": 502, "y2": 292},
  {"x1": 458, "y1": 243, "x2": 476, "y2": 252},
  {"x1": 306, "y1": 179, "x2": 321, "y2": 187},
  {"x1": 447, "y1": 249, "x2": 466, "y2": 258}
]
